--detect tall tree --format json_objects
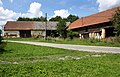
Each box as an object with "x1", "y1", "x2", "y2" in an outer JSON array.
[
  {"x1": 17, "y1": 17, "x2": 47, "y2": 21},
  {"x1": 57, "y1": 20, "x2": 67, "y2": 38},
  {"x1": 67, "y1": 14, "x2": 79, "y2": 23},
  {"x1": 111, "y1": 8, "x2": 120, "y2": 36},
  {"x1": 49, "y1": 16, "x2": 62, "y2": 21},
  {"x1": 0, "y1": 29, "x2": 4, "y2": 51}
]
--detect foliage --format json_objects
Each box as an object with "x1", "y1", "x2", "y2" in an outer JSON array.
[
  {"x1": 50, "y1": 31, "x2": 59, "y2": 37},
  {"x1": 57, "y1": 20, "x2": 67, "y2": 38},
  {"x1": 0, "y1": 42, "x2": 120, "y2": 77},
  {"x1": 49, "y1": 14, "x2": 79, "y2": 23},
  {"x1": 72, "y1": 32, "x2": 79, "y2": 37},
  {"x1": 0, "y1": 30, "x2": 6, "y2": 51},
  {"x1": 66, "y1": 14, "x2": 79, "y2": 23},
  {"x1": 111, "y1": 8, "x2": 120, "y2": 36},
  {"x1": 17, "y1": 17, "x2": 47, "y2": 21},
  {"x1": 67, "y1": 30, "x2": 74, "y2": 40},
  {"x1": 67, "y1": 30, "x2": 79, "y2": 40},
  {"x1": 0, "y1": 30, "x2": 2, "y2": 43},
  {"x1": 49, "y1": 16, "x2": 62, "y2": 21}
]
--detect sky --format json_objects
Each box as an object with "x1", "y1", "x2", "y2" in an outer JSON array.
[{"x1": 0, "y1": 0, "x2": 120, "y2": 25}]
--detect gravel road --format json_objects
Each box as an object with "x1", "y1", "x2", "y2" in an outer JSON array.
[{"x1": 7, "y1": 40, "x2": 120, "y2": 53}]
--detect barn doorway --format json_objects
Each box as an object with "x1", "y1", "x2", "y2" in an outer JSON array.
[{"x1": 19, "y1": 30, "x2": 31, "y2": 38}]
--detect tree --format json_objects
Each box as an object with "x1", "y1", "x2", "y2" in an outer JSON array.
[
  {"x1": 111, "y1": 8, "x2": 120, "y2": 36},
  {"x1": 57, "y1": 20, "x2": 67, "y2": 39},
  {"x1": 0, "y1": 30, "x2": 2, "y2": 43},
  {"x1": 67, "y1": 14, "x2": 79, "y2": 23},
  {"x1": 17, "y1": 17, "x2": 47, "y2": 21},
  {"x1": 49, "y1": 16, "x2": 62, "y2": 21},
  {"x1": 0, "y1": 30, "x2": 6, "y2": 51}
]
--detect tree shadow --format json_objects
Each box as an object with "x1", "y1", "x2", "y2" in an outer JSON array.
[{"x1": 0, "y1": 49, "x2": 13, "y2": 54}]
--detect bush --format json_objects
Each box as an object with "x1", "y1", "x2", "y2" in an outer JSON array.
[
  {"x1": 0, "y1": 42, "x2": 7, "y2": 50},
  {"x1": 67, "y1": 31, "x2": 79, "y2": 40},
  {"x1": 0, "y1": 30, "x2": 6, "y2": 51},
  {"x1": 72, "y1": 32, "x2": 79, "y2": 37}
]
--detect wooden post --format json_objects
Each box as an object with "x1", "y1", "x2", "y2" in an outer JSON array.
[
  {"x1": 45, "y1": 13, "x2": 47, "y2": 40},
  {"x1": 101, "y1": 28, "x2": 105, "y2": 39}
]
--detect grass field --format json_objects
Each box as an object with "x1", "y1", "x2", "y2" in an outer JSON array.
[
  {"x1": 0, "y1": 42, "x2": 120, "y2": 77},
  {"x1": 5, "y1": 37, "x2": 120, "y2": 47}
]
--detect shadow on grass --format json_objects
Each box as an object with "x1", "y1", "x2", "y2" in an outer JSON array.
[{"x1": 0, "y1": 49, "x2": 13, "y2": 54}]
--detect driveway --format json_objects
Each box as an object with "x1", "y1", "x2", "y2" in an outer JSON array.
[{"x1": 7, "y1": 40, "x2": 120, "y2": 53}]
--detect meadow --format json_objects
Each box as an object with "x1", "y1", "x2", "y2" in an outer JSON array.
[{"x1": 0, "y1": 42, "x2": 120, "y2": 77}]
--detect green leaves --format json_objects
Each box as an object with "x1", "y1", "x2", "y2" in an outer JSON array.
[
  {"x1": 57, "y1": 20, "x2": 67, "y2": 38},
  {"x1": 49, "y1": 14, "x2": 79, "y2": 22},
  {"x1": 111, "y1": 8, "x2": 120, "y2": 36},
  {"x1": 17, "y1": 17, "x2": 47, "y2": 21}
]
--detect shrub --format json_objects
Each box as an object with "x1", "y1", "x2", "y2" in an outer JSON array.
[
  {"x1": 0, "y1": 30, "x2": 6, "y2": 51},
  {"x1": 67, "y1": 31, "x2": 79, "y2": 40},
  {"x1": 72, "y1": 32, "x2": 79, "y2": 37},
  {"x1": 0, "y1": 42, "x2": 7, "y2": 50}
]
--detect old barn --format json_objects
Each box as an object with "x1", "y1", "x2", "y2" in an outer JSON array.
[
  {"x1": 67, "y1": 7, "x2": 120, "y2": 39},
  {"x1": 4, "y1": 21, "x2": 58, "y2": 38}
]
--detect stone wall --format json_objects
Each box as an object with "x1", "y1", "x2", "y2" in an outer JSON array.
[
  {"x1": 31, "y1": 30, "x2": 45, "y2": 37},
  {"x1": 4, "y1": 31, "x2": 20, "y2": 38}
]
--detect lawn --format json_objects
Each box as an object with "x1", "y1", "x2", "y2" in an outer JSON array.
[
  {"x1": 5, "y1": 37, "x2": 120, "y2": 47},
  {"x1": 0, "y1": 42, "x2": 120, "y2": 77}
]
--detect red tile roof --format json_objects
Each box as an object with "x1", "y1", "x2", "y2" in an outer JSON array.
[{"x1": 68, "y1": 7, "x2": 120, "y2": 30}]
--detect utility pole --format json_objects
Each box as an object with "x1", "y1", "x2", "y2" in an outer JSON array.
[{"x1": 45, "y1": 13, "x2": 47, "y2": 40}]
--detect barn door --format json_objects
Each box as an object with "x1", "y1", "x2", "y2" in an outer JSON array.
[{"x1": 19, "y1": 30, "x2": 31, "y2": 38}]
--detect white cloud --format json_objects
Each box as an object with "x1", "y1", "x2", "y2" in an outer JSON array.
[
  {"x1": 0, "y1": 7, "x2": 18, "y2": 20},
  {"x1": 53, "y1": 9, "x2": 70, "y2": 18},
  {"x1": 0, "y1": 0, "x2": 3, "y2": 5},
  {"x1": 0, "y1": 2, "x2": 43, "y2": 19},
  {"x1": 0, "y1": 2, "x2": 43, "y2": 25},
  {"x1": 21, "y1": 2, "x2": 43, "y2": 18},
  {"x1": 97, "y1": 0, "x2": 120, "y2": 11}
]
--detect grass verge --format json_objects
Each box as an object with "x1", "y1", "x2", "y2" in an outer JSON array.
[{"x1": 5, "y1": 37, "x2": 120, "y2": 47}]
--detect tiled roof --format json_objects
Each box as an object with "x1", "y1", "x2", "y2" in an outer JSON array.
[
  {"x1": 4, "y1": 21, "x2": 34, "y2": 30},
  {"x1": 68, "y1": 6, "x2": 120, "y2": 30},
  {"x1": 4, "y1": 21, "x2": 59, "y2": 30},
  {"x1": 4, "y1": 21, "x2": 70, "y2": 31}
]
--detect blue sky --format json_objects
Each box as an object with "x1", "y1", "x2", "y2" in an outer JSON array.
[{"x1": 0, "y1": 0, "x2": 120, "y2": 25}]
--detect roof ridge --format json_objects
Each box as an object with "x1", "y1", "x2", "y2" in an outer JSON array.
[{"x1": 82, "y1": 6, "x2": 120, "y2": 19}]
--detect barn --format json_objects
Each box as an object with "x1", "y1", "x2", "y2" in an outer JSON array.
[
  {"x1": 67, "y1": 7, "x2": 120, "y2": 39},
  {"x1": 4, "y1": 21, "x2": 58, "y2": 38}
]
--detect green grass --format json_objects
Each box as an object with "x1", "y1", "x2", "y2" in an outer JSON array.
[
  {"x1": 5, "y1": 37, "x2": 120, "y2": 47},
  {"x1": 0, "y1": 42, "x2": 120, "y2": 77}
]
